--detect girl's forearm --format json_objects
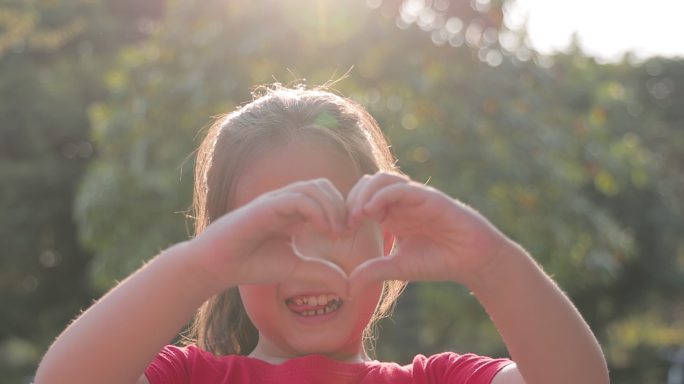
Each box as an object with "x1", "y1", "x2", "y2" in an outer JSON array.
[
  {"x1": 468, "y1": 242, "x2": 609, "y2": 384},
  {"x1": 35, "y1": 241, "x2": 217, "y2": 384}
]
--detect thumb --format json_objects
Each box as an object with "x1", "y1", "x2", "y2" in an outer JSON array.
[{"x1": 349, "y1": 256, "x2": 404, "y2": 297}]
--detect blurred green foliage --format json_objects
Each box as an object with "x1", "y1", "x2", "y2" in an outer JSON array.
[{"x1": 1, "y1": 0, "x2": 682, "y2": 383}]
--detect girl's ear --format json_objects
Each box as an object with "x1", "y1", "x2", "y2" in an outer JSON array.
[{"x1": 383, "y1": 230, "x2": 395, "y2": 256}]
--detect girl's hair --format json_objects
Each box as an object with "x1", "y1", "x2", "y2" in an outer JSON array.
[{"x1": 186, "y1": 84, "x2": 407, "y2": 356}]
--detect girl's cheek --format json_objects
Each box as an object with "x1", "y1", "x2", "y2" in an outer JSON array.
[{"x1": 239, "y1": 285, "x2": 277, "y2": 320}]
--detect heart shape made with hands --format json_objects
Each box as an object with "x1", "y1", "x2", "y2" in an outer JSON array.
[{"x1": 290, "y1": 219, "x2": 389, "y2": 279}]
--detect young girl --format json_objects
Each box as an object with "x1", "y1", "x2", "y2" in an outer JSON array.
[{"x1": 35, "y1": 86, "x2": 609, "y2": 384}]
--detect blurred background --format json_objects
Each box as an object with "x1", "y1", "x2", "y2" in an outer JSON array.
[{"x1": 1, "y1": 0, "x2": 683, "y2": 382}]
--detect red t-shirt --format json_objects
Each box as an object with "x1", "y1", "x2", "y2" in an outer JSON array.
[{"x1": 145, "y1": 344, "x2": 512, "y2": 384}]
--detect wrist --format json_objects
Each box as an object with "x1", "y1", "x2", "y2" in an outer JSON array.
[
  {"x1": 162, "y1": 240, "x2": 231, "y2": 300},
  {"x1": 462, "y1": 239, "x2": 534, "y2": 297}
]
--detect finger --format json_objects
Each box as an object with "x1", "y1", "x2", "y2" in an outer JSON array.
[
  {"x1": 313, "y1": 178, "x2": 347, "y2": 234},
  {"x1": 290, "y1": 179, "x2": 346, "y2": 234},
  {"x1": 292, "y1": 257, "x2": 351, "y2": 299},
  {"x1": 348, "y1": 172, "x2": 409, "y2": 226},
  {"x1": 348, "y1": 256, "x2": 406, "y2": 297},
  {"x1": 361, "y1": 182, "x2": 429, "y2": 223},
  {"x1": 345, "y1": 174, "x2": 372, "y2": 226},
  {"x1": 268, "y1": 191, "x2": 332, "y2": 235}
]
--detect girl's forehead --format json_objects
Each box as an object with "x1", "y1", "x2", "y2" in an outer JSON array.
[{"x1": 233, "y1": 140, "x2": 362, "y2": 207}]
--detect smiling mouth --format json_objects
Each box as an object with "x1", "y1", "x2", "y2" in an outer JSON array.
[{"x1": 285, "y1": 294, "x2": 343, "y2": 317}]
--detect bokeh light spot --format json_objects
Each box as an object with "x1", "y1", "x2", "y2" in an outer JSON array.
[
  {"x1": 412, "y1": 146, "x2": 430, "y2": 163},
  {"x1": 282, "y1": 0, "x2": 368, "y2": 45}
]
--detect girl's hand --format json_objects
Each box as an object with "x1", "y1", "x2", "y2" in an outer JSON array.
[
  {"x1": 346, "y1": 172, "x2": 515, "y2": 291},
  {"x1": 191, "y1": 178, "x2": 350, "y2": 296}
]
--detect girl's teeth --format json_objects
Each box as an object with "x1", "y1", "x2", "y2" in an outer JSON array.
[
  {"x1": 291, "y1": 294, "x2": 341, "y2": 306},
  {"x1": 290, "y1": 298, "x2": 342, "y2": 317}
]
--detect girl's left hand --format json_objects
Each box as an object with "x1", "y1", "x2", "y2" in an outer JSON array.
[{"x1": 346, "y1": 172, "x2": 515, "y2": 292}]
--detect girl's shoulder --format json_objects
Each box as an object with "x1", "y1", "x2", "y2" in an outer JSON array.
[{"x1": 409, "y1": 352, "x2": 513, "y2": 382}]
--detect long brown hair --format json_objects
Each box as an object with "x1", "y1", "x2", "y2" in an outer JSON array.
[{"x1": 186, "y1": 85, "x2": 407, "y2": 356}]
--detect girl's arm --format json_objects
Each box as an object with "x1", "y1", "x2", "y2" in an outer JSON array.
[
  {"x1": 35, "y1": 178, "x2": 350, "y2": 384},
  {"x1": 472, "y1": 240, "x2": 608, "y2": 384},
  {"x1": 34, "y1": 242, "x2": 213, "y2": 384},
  {"x1": 347, "y1": 172, "x2": 609, "y2": 384}
]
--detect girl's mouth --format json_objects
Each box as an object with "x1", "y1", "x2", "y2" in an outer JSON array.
[{"x1": 285, "y1": 294, "x2": 343, "y2": 317}]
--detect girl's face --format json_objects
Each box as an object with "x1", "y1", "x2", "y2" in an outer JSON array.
[{"x1": 235, "y1": 138, "x2": 385, "y2": 363}]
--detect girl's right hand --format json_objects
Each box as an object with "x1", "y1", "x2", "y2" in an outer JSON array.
[{"x1": 190, "y1": 178, "x2": 350, "y2": 296}]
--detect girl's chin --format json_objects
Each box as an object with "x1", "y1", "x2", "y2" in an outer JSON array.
[{"x1": 283, "y1": 333, "x2": 363, "y2": 359}]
